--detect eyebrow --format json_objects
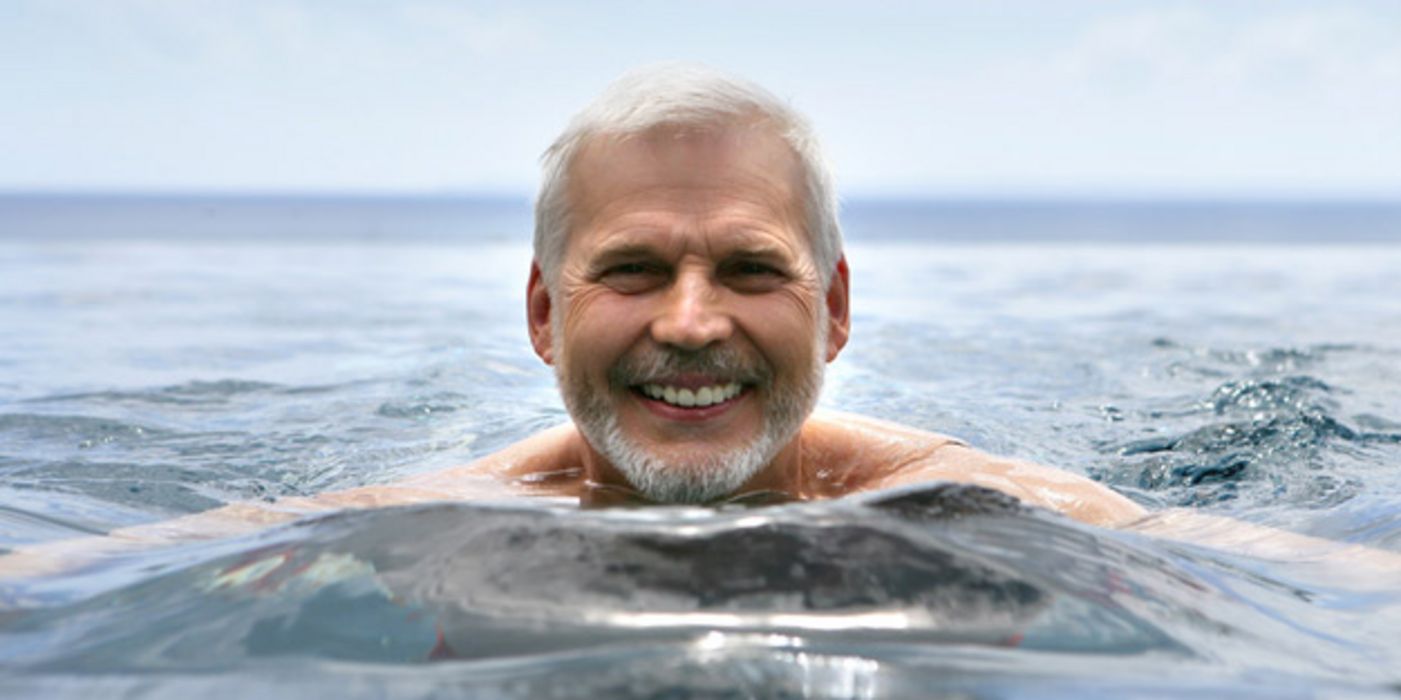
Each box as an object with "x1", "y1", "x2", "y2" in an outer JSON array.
[
  {"x1": 722, "y1": 245, "x2": 791, "y2": 262},
  {"x1": 584, "y1": 224, "x2": 799, "y2": 268},
  {"x1": 587, "y1": 240, "x2": 794, "y2": 271},
  {"x1": 588, "y1": 242, "x2": 661, "y2": 266}
]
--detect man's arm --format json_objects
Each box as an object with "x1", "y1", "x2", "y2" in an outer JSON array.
[
  {"x1": 1124, "y1": 508, "x2": 1401, "y2": 584},
  {"x1": 0, "y1": 425, "x2": 583, "y2": 579},
  {"x1": 833, "y1": 413, "x2": 1401, "y2": 579}
]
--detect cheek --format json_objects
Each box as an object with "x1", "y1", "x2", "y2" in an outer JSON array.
[
  {"x1": 560, "y1": 291, "x2": 647, "y2": 367},
  {"x1": 735, "y1": 291, "x2": 823, "y2": 368}
]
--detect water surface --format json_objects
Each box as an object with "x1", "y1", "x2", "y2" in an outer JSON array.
[{"x1": 2, "y1": 197, "x2": 1400, "y2": 698}]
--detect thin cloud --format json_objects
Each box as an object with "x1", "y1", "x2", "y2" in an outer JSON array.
[{"x1": 2, "y1": 1, "x2": 1397, "y2": 195}]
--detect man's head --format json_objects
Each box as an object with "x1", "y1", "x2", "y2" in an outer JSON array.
[
  {"x1": 534, "y1": 63, "x2": 842, "y2": 290},
  {"x1": 526, "y1": 64, "x2": 849, "y2": 503}
]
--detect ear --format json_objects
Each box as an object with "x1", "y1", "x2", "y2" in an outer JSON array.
[
  {"x1": 526, "y1": 261, "x2": 555, "y2": 365},
  {"x1": 824, "y1": 255, "x2": 851, "y2": 362}
]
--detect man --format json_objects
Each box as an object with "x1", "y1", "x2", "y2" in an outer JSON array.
[
  {"x1": 2, "y1": 64, "x2": 1395, "y2": 577},
  {"x1": 395, "y1": 62, "x2": 1145, "y2": 525}
]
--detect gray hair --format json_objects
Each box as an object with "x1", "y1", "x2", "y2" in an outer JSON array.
[{"x1": 533, "y1": 63, "x2": 842, "y2": 289}]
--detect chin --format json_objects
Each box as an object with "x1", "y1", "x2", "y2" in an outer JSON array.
[
  {"x1": 555, "y1": 334, "x2": 828, "y2": 504},
  {"x1": 594, "y1": 420, "x2": 782, "y2": 504}
]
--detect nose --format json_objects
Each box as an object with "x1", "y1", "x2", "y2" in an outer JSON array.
[{"x1": 650, "y1": 268, "x2": 734, "y2": 350}]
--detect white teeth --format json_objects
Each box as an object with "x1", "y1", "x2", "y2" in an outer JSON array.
[{"x1": 641, "y1": 382, "x2": 743, "y2": 408}]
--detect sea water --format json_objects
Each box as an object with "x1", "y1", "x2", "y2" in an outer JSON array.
[{"x1": 1, "y1": 196, "x2": 1400, "y2": 698}]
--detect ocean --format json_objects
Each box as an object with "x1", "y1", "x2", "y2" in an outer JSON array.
[{"x1": 1, "y1": 195, "x2": 1400, "y2": 698}]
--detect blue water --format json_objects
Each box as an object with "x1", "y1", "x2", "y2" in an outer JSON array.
[{"x1": 2, "y1": 196, "x2": 1401, "y2": 698}]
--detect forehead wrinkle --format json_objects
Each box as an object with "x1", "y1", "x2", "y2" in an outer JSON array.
[
  {"x1": 585, "y1": 219, "x2": 803, "y2": 266},
  {"x1": 580, "y1": 184, "x2": 796, "y2": 231}
]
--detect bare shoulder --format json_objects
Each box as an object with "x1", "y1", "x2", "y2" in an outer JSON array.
[
  {"x1": 803, "y1": 410, "x2": 1147, "y2": 527},
  {"x1": 800, "y1": 410, "x2": 967, "y2": 495},
  {"x1": 805, "y1": 409, "x2": 969, "y2": 445},
  {"x1": 898, "y1": 445, "x2": 1147, "y2": 526}
]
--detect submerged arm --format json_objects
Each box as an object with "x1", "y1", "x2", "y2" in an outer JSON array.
[
  {"x1": 1124, "y1": 508, "x2": 1401, "y2": 584},
  {"x1": 0, "y1": 424, "x2": 581, "y2": 579},
  {"x1": 837, "y1": 413, "x2": 1401, "y2": 577}
]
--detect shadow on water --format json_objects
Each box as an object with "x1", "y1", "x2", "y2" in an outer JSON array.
[{"x1": 3, "y1": 483, "x2": 1399, "y2": 697}]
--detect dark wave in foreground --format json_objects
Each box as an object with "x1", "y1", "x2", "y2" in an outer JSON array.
[{"x1": 2, "y1": 483, "x2": 1398, "y2": 697}]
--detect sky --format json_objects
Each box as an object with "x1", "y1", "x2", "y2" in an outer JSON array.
[{"x1": 2, "y1": 0, "x2": 1399, "y2": 199}]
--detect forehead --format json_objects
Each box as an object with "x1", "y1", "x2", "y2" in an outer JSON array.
[{"x1": 564, "y1": 122, "x2": 806, "y2": 242}]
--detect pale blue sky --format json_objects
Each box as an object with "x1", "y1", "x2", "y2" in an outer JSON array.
[{"x1": 2, "y1": 0, "x2": 1399, "y2": 198}]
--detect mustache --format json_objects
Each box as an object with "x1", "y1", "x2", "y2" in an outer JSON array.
[{"x1": 609, "y1": 345, "x2": 770, "y2": 387}]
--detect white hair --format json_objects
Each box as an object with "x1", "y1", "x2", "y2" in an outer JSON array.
[{"x1": 533, "y1": 62, "x2": 842, "y2": 289}]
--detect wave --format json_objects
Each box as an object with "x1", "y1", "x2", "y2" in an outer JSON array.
[
  {"x1": 4, "y1": 483, "x2": 1397, "y2": 694},
  {"x1": 1098, "y1": 369, "x2": 1401, "y2": 508}
]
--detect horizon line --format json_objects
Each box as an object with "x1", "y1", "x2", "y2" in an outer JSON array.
[{"x1": 3, "y1": 188, "x2": 1401, "y2": 206}]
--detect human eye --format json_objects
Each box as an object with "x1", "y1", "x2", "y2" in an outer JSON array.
[
  {"x1": 733, "y1": 260, "x2": 780, "y2": 275},
  {"x1": 599, "y1": 260, "x2": 666, "y2": 293},
  {"x1": 722, "y1": 258, "x2": 786, "y2": 292}
]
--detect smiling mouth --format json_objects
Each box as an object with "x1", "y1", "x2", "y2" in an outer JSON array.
[{"x1": 633, "y1": 381, "x2": 745, "y2": 408}]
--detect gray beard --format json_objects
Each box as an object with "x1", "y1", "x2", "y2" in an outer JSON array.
[
  {"x1": 555, "y1": 325, "x2": 826, "y2": 504},
  {"x1": 586, "y1": 410, "x2": 785, "y2": 503}
]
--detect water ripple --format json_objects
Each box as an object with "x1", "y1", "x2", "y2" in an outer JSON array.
[
  {"x1": 4, "y1": 483, "x2": 1397, "y2": 693},
  {"x1": 1096, "y1": 369, "x2": 1400, "y2": 508}
]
